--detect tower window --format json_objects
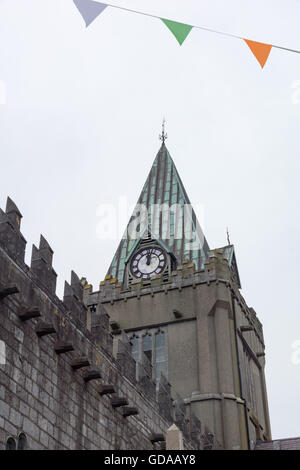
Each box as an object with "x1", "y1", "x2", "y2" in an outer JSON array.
[
  {"x1": 5, "y1": 433, "x2": 28, "y2": 450},
  {"x1": 130, "y1": 330, "x2": 168, "y2": 384},
  {"x1": 142, "y1": 334, "x2": 152, "y2": 363},
  {"x1": 17, "y1": 433, "x2": 27, "y2": 450},
  {"x1": 155, "y1": 331, "x2": 167, "y2": 383},
  {"x1": 130, "y1": 336, "x2": 139, "y2": 363},
  {"x1": 6, "y1": 438, "x2": 16, "y2": 450}
]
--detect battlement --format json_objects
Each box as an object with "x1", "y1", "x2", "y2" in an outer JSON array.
[
  {"x1": 99, "y1": 244, "x2": 244, "y2": 301},
  {"x1": 99, "y1": 255, "x2": 230, "y2": 303},
  {"x1": 97, "y1": 245, "x2": 263, "y2": 347},
  {"x1": 0, "y1": 196, "x2": 26, "y2": 265},
  {"x1": 0, "y1": 197, "x2": 220, "y2": 450}
]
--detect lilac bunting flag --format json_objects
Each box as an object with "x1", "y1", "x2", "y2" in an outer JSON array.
[{"x1": 73, "y1": 0, "x2": 108, "y2": 27}]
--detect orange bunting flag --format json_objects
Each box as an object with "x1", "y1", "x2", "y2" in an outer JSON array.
[{"x1": 244, "y1": 39, "x2": 272, "y2": 68}]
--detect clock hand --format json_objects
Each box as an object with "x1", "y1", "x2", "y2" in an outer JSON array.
[{"x1": 146, "y1": 248, "x2": 156, "y2": 265}]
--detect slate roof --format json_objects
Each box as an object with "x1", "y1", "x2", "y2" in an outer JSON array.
[
  {"x1": 255, "y1": 437, "x2": 300, "y2": 450},
  {"x1": 222, "y1": 244, "x2": 241, "y2": 288},
  {"x1": 107, "y1": 142, "x2": 210, "y2": 283}
]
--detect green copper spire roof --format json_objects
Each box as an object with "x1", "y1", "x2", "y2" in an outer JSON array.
[{"x1": 107, "y1": 143, "x2": 210, "y2": 283}]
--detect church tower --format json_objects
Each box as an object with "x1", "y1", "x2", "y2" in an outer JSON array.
[{"x1": 95, "y1": 134, "x2": 271, "y2": 450}]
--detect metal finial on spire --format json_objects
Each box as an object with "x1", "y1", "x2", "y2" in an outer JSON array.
[
  {"x1": 159, "y1": 118, "x2": 168, "y2": 143},
  {"x1": 226, "y1": 227, "x2": 231, "y2": 245}
]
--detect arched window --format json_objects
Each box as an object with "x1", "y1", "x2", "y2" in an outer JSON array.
[
  {"x1": 129, "y1": 329, "x2": 168, "y2": 384},
  {"x1": 130, "y1": 336, "x2": 139, "y2": 363},
  {"x1": 17, "y1": 433, "x2": 27, "y2": 450},
  {"x1": 6, "y1": 438, "x2": 16, "y2": 450},
  {"x1": 155, "y1": 331, "x2": 167, "y2": 383},
  {"x1": 142, "y1": 334, "x2": 152, "y2": 363}
]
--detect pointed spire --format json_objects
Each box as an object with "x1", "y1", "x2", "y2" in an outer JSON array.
[{"x1": 106, "y1": 140, "x2": 210, "y2": 282}]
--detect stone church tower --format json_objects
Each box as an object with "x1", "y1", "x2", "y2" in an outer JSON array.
[{"x1": 96, "y1": 137, "x2": 272, "y2": 450}]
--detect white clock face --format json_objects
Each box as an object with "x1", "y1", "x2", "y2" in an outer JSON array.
[{"x1": 130, "y1": 247, "x2": 167, "y2": 280}]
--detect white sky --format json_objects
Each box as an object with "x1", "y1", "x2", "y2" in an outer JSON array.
[{"x1": 1, "y1": 0, "x2": 300, "y2": 440}]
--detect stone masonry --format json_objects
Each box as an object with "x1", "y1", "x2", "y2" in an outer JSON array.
[{"x1": 0, "y1": 197, "x2": 219, "y2": 450}]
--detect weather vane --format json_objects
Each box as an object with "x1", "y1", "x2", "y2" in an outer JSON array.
[
  {"x1": 226, "y1": 227, "x2": 231, "y2": 245},
  {"x1": 159, "y1": 118, "x2": 168, "y2": 143}
]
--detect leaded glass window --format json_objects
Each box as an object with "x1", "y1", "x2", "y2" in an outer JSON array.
[
  {"x1": 155, "y1": 331, "x2": 167, "y2": 383},
  {"x1": 142, "y1": 334, "x2": 152, "y2": 363},
  {"x1": 130, "y1": 336, "x2": 139, "y2": 363},
  {"x1": 17, "y1": 433, "x2": 27, "y2": 450},
  {"x1": 6, "y1": 438, "x2": 16, "y2": 450}
]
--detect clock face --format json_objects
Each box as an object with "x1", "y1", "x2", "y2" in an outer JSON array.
[{"x1": 130, "y1": 246, "x2": 167, "y2": 280}]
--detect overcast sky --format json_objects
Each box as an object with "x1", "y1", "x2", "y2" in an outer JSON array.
[{"x1": 1, "y1": 0, "x2": 300, "y2": 440}]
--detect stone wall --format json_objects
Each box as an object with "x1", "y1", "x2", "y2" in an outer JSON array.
[{"x1": 0, "y1": 197, "x2": 215, "y2": 450}]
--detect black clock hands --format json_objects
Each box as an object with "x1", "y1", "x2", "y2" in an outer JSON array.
[
  {"x1": 146, "y1": 248, "x2": 154, "y2": 266},
  {"x1": 130, "y1": 247, "x2": 166, "y2": 280}
]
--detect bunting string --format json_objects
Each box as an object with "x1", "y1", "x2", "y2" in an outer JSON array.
[{"x1": 73, "y1": 0, "x2": 300, "y2": 68}]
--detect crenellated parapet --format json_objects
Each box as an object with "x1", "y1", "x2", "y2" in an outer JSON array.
[
  {"x1": 157, "y1": 374, "x2": 173, "y2": 423},
  {"x1": 137, "y1": 351, "x2": 156, "y2": 402},
  {"x1": 115, "y1": 331, "x2": 137, "y2": 384},
  {"x1": 0, "y1": 196, "x2": 221, "y2": 450},
  {"x1": 99, "y1": 265, "x2": 210, "y2": 304},
  {"x1": 0, "y1": 197, "x2": 115, "y2": 357},
  {"x1": 98, "y1": 244, "x2": 264, "y2": 347},
  {"x1": 174, "y1": 394, "x2": 189, "y2": 440},
  {"x1": 99, "y1": 246, "x2": 241, "y2": 305},
  {"x1": 63, "y1": 271, "x2": 87, "y2": 329},
  {"x1": 0, "y1": 197, "x2": 26, "y2": 264},
  {"x1": 31, "y1": 235, "x2": 57, "y2": 295},
  {"x1": 89, "y1": 303, "x2": 113, "y2": 357}
]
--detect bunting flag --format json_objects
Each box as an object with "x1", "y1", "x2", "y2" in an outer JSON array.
[
  {"x1": 161, "y1": 18, "x2": 193, "y2": 46},
  {"x1": 73, "y1": 0, "x2": 107, "y2": 27},
  {"x1": 244, "y1": 39, "x2": 272, "y2": 68},
  {"x1": 72, "y1": 0, "x2": 300, "y2": 68}
]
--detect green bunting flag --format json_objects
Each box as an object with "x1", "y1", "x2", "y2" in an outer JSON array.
[
  {"x1": 71, "y1": 2, "x2": 300, "y2": 66},
  {"x1": 161, "y1": 18, "x2": 193, "y2": 45}
]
